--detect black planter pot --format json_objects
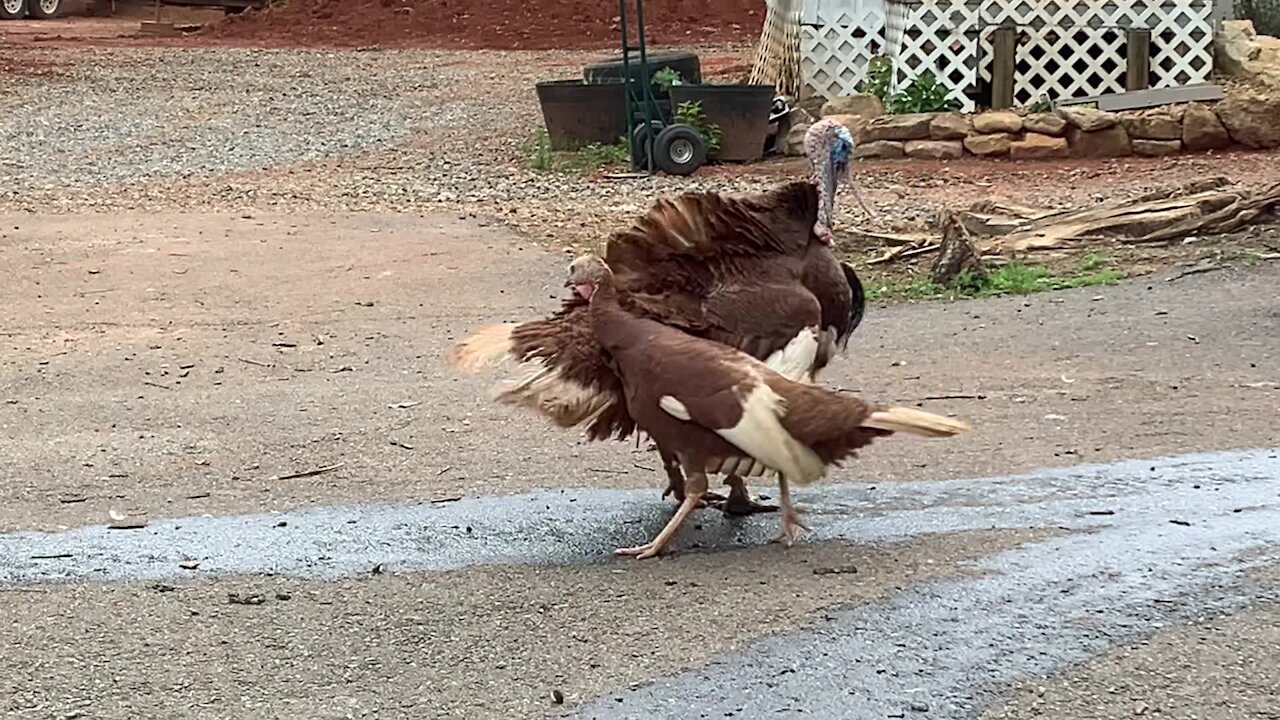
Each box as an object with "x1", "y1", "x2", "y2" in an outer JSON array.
[
  {"x1": 535, "y1": 79, "x2": 627, "y2": 151},
  {"x1": 582, "y1": 50, "x2": 702, "y2": 100},
  {"x1": 668, "y1": 84, "x2": 775, "y2": 162}
]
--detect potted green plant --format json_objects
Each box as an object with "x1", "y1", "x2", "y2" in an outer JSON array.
[{"x1": 667, "y1": 82, "x2": 776, "y2": 162}]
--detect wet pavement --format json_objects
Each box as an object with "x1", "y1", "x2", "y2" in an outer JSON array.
[
  {"x1": 2, "y1": 449, "x2": 1278, "y2": 718},
  {"x1": 2, "y1": 448, "x2": 1276, "y2": 586}
]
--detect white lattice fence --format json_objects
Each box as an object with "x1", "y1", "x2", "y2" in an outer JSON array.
[
  {"x1": 974, "y1": 0, "x2": 1214, "y2": 106},
  {"x1": 801, "y1": 0, "x2": 887, "y2": 100},
  {"x1": 802, "y1": 0, "x2": 1214, "y2": 106},
  {"x1": 884, "y1": 0, "x2": 981, "y2": 110}
]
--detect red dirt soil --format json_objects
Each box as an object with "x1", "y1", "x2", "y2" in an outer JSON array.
[{"x1": 207, "y1": 0, "x2": 765, "y2": 50}]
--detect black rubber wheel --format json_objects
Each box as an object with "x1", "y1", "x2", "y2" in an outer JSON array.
[
  {"x1": 26, "y1": 0, "x2": 58, "y2": 19},
  {"x1": 653, "y1": 123, "x2": 707, "y2": 176},
  {"x1": 583, "y1": 50, "x2": 702, "y2": 89},
  {"x1": 0, "y1": 0, "x2": 27, "y2": 20},
  {"x1": 630, "y1": 120, "x2": 663, "y2": 169}
]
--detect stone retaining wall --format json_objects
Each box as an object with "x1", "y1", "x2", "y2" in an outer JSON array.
[{"x1": 785, "y1": 88, "x2": 1280, "y2": 160}]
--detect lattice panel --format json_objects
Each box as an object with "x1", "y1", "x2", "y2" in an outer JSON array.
[
  {"x1": 883, "y1": 0, "x2": 981, "y2": 110},
  {"x1": 975, "y1": 0, "x2": 1213, "y2": 104},
  {"x1": 803, "y1": 0, "x2": 1213, "y2": 105},
  {"x1": 801, "y1": 0, "x2": 888, "y2": 100}
]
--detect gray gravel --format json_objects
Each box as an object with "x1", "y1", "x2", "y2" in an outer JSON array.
[
  {"x1": 3, "y1": 45, "x2": 1278, "y2": 254},
  {"x1": 0, "y1": 46, "x2": 910, "y2": 235},
  {"x1": 2, "y1": 49, "x2": 440, "y2": 192}
]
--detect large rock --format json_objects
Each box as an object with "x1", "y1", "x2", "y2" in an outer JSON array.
[
  {"x1": 1182, "y1": 102, "x2": 1233, "y2": 151},
  {"x1": 930, "y1": 112, "x2": 972, "y2": 140},
  {"x1": 1010, "y1": 133, "x2": 1070, "y2": 160},
  {"x1": 1119, "y1": 110, "x2": 1182, "y2": 140},
  {"x1": 963, "y1": 132, "x2": 1014, "y2": 156},
  {"x1": 1067, "y1": 125, "x2": 1132, "y2": 157},
  {"x1": 904, "y1": 139, "x2": 964, "y2": 159},
  {"x1": 853, "y1": 140, "x2": 906, "y2": 159},
  {"x1": 789, "y1": 106, "x2": 817, "y2": 126},
  {"x1": 784, "y1": 122, "x2": 811, "y2": 156},
  {"x1": 1023, "y1": 112, "x2": 1068, "y2": 136},
  {"x1": 1131, "y1": 139, "x2": 1183, "y2": 157},
  {"x1": 825, "y1": 113, "x2": 874, "y2": 140},
  {"x1": 972, "y1": 111, "x2": 1023, "y2": 133},
  {"x1": 859, "y1": 113, "x2": 935, "y2": 142},
  {"x1": 1215, "y1": 20, "x2": 1280, "y2": 90},
  {"x1": 821, "y1": 93, "x2": 887, "y2": 119},
  {"x1": 797, "y1": 94, "x2": 827, "y2": 120},
  {"x1": 1057, "y1": 106, "x2": 1119, "y2": 132},
  {"x1": 1214, "y1": 89, "x2": 1280, "y2": 149}
]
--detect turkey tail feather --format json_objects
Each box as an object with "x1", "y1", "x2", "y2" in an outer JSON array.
[
  {"x1": 861, "y1": 406, "x2": 971, "y2": 437},
  {"x1": 448, "y1": 323, "x2": 517, "y2": 372}
]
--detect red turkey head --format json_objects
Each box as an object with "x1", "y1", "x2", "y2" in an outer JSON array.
[
  {"x1": 804, "y1": 118, "x2": 871, "y2": 245},
  {"x1": 563, "y1": 255, "x2": 612, "y2": 301}
]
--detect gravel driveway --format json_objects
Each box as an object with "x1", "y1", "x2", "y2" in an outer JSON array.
[{"x1": 6, "y1": 43, "x2": 1278, "y2": 260}]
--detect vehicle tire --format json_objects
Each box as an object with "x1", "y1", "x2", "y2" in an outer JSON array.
[
  {"x1": 653, "y1": 123, "x2": 707, "y2": 176},
  {"x1": 0, "y1": 0, "x2": 26, "y2": 20},
  {"x1": 26, "y1": 0, "x2": 58, "y2": 19}
]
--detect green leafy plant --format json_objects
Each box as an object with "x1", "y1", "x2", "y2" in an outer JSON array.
[
  {"x1": 857, "y1": 57, "x2": 961, "y2": 114},
  {"x1": 1024, "y1": 93, "x2": 1057, "y2": 113},
  {"x1": 522, "y1": 127, "x2": 628, "y2": 173},
  {"x1": 886, "y1": 71, "x2": 961, "y2": 114},
  {"x1": 675, "y1": 100, "x2": 722, "y2": 154},
  {"x1": 651, "y1": 67, "x2": 683, "y2": 90},
  {"x1": 524, "y1": 127, "x2": 553, "y2": 171},
  {"x1": 864, "y1": 255, "x2": 1124, "y2": 301},
  {"x1": 857, "y1": 55, "x2": 895, "y2": 103}
]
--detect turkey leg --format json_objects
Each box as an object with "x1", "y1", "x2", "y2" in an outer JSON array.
[
  {"x1": 770, "y1": 474, "x2": 811, "y2": 547},
  {"x1": 659, "y1": 448, "x2": 725, "y2": 506},
  {"x1": 617, "y1": 470, "x2": 708, "y2": 560},
  {"x1": 716, "y1": 475, "x2": 779, "y2": 516}
]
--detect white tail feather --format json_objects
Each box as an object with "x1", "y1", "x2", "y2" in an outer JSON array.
[
  {"x1": 497, "y1": 359, "x2": 616, "y2": 429},
  {"x1": 861, "y1": 406, "x2": 972, "y2": 437},
  {"x1": 448, "y1": 323, "x2": 518, "y2": 372},
  {"x1": 763, "y1": 326, "x2": 820, "y2": 383}
]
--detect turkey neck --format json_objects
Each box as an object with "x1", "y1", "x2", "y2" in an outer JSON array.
[
  {"x1": 813, "y1": 144, "x2": 838, "y2": 234},
  {"x1": 585, "y1": 277, "x2": 631, "y2": 351}
]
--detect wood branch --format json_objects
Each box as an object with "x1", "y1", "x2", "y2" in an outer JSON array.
[
  {"x1": 867, "y1": 243, "x2": 941, "y2": 265},
  {"x1": 977, "y1": 180, "x2": 1277, "y2": 252},
  {"x1": 843, "y1": 227, "x2": 932, "y2": 247}
]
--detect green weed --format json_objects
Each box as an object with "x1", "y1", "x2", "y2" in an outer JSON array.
[
  {"x1": 865, "y1": 255, "x2": 1124, "y2": 301},
  {"x1": 675, "y1": 100, "x2": 723, "y2": 154},
  {"x1": 523, "y1": 128, "x2": 629, "y2": 173}
]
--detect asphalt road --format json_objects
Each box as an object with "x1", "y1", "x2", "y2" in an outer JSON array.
[
  {"x1": 3, "y1": 212, "x2": 1280, "y2": 719},
  {"x1": 3, "y1": 449, "x2": 1279, "y2": 718}
]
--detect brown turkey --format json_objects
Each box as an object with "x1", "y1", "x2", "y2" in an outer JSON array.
[
  {"x1": 450, "y1": 119, "x2": 869, "y2": 514},
  {"x1": 565, "y1": 254, "x2": 970, "y2": 559}
]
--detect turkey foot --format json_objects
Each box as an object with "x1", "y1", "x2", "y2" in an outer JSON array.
[
  {"x1": 618, "y1": 471, "x2": 708, "y2": 560},
  {"x1": 770, "y1": 506, "x2": 811, "y2": 547},
  {"x1": 710, "y1": 475, "x2": 778, "y2": 516},
  {"x1": 769, "y1": 476, "x2": 809, "y2": 547}
]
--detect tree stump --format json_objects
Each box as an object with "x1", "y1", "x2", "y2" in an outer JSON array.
[{"x1": 930, "y1": 212, "x2": 986, "y2": 286}]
